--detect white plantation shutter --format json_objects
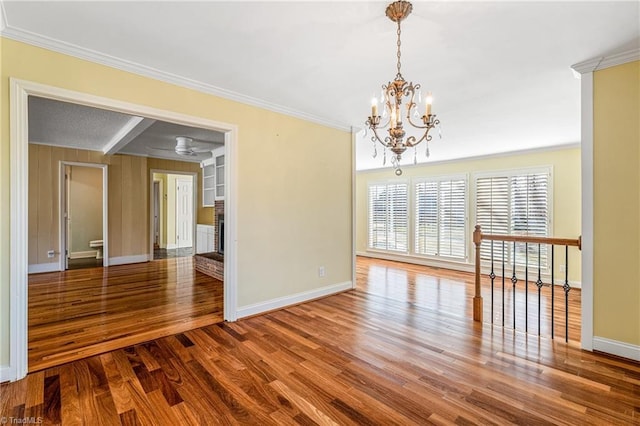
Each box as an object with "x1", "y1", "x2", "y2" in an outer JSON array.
[
  {"x1": 511, "y1": 173, "x2": 549, "y2": 267},
  {"x1": 414, "y1": 177, "x2": 467, "y2": 259},
  {"x1": 368, "y1": 183, "x2": 408, "y2": 252},
  {"x1": 439, "y1": 179, "x2": 466, "y2": 258},
  {"x1": 476, "y1": 177, "x2": 509, "y2": 261},
  {"x1": 414, "y1": 181, "x2": 438, "y2": 255},
  {"x1": 476, "y1": 170, "x2": 550, "y2": 267}
]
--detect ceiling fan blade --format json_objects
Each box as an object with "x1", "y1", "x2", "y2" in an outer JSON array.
[{"x1": 146, "y1": 146, "x2": 175, "y2": 152}]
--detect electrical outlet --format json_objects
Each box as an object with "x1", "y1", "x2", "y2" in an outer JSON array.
[
  {"x1": 318, "y1": 266, "x2": 326, "y2": 278},
  {"x1": 47, "y1": 250, "x2": 55, "y2": 258},
  {"x1": 559, "y1": 264, "x2": 566, "y2": 273}
]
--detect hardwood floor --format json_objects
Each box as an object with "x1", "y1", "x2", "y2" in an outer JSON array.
[
  {"x1": 2, "y1": 257, "x2": 638, "y2": 424},
  {"x1": 357, "y1": 256, "x2": 582, "y2": 342},
  {"x1": 28, "y1": 257, "x2": 223, "y2": 372}
]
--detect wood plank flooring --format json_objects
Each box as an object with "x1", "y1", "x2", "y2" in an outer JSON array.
[
  {"x1": 2, "y1": 257, "x2": 638, "y2": 424},
  {"x1": 28, "y1": 258, "x2": 223, "y2": 372},
  {"x1": 357, "y1": 256, "x2": 582, "y2": 342}
]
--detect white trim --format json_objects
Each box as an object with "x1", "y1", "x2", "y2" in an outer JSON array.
[
  {"x1": 0, "y1": 365, "x2": 12, "y2": 384},
  {"x1": 108, "y1": 254, "x2": 150, "y2": 266},
  {"x1": 0, "y1": 26, "x2": 350, "y2": 133},
  {"x1": 8, "y1": 77, "x2": 29, "y2": 382},
  {"x1": 593, "y1": 337, "x2": 640, "y2": 362},
  {"x1": 237, "y1": 281, "x2": 353, "y2": 319},
  {"x1": 580, "y1": 72, "x2": 594, "y2": 351},
  {"x1": 8, "y1": 78, "x2": 239, "y2": 382},
  {"x1": 357, "y1": 143, "x2": 580, "y2": 174},
  {"x1": 571, "y1": 49, "x2": 640, "y2": 74},
  {"x1": 166, "y1": 243, "x2": 178, "y2": 250},
  {"x1": 351, "y1": 127, "x2": 357, "y2": 289},
  {"x1": 68, "y1": 251, "x2": 98, "y2": 260},
  {"x1": 59, "y1": 161, "x2": 109, "y2": 271},
  {"x1": 223, "y1": 127, "x2": 239, "y2": 322},
  {"x1": 27, "y1": 263, "x2": 59, "y2": 274}
]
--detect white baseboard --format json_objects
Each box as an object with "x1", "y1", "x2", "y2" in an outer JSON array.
[
  {"x1": 356, "y1": 251, "x2": 582, "y2": 289},
  {"x1": 69, "y1": 250, "x2": 98, "y2": 259},
  {"x1": 28, "y1": 263, "x2": 60, "y2": 274},
  {"x1": 167, "y1": 243, "x2": 177, "y2": 250},
  {"x1": 237, "y1": 281, "x2": 353, "y2": 319},
  {"x1": 108, "y1": 254, "x2": 150, "y2": 266},
  {"x1": 0, "y1": 365, "x2": 15, "y2": 383},
  {"x1": 593, "y1": 336, "x2": 640, "y2": 362}
]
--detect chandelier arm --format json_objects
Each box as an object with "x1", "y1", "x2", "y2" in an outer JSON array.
[
  {"x1": 369, "y1": 126, "x2": 391, "y2": 147},
  {"x1": 409, "y1": 130, "x2": 433, "y2": 147},
  {"x1": 406, "y1": 115, "x2": 432, "y2": 129}
]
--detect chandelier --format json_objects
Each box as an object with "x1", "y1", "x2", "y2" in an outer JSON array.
[{"x1": 365, "y1": 0, "x2": 441, "y2": 176}]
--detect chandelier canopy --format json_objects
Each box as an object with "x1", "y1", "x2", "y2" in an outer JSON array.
[{"x1": 365, "y1": 0, "x2": 441, "y2": 176}]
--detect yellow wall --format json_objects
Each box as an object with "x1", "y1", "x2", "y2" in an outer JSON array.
[
  {"x1": 593, "y1": 60, "x2": 640, "y2": 346},
  {"x1": 356, "y1": 147, "x2": 582, "y2": 282},
  {"x1": 0, "y1": 38, "x2": 352, "y2": 367}
]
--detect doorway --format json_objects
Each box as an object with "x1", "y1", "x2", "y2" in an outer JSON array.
[
  {"x1": 7, "y1": 79, "x2": 238, "y2": 382},
  {"x1": 60, "y1": 162, "x2": 108, "y2": 270},
  {"x1": 150, "y1": 171, "x2": 197, "y2": 260}
]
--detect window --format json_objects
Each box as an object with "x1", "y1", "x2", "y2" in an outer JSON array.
[
  {"x1": 368, "y1": 183, "x2": 408, "y2": 252},
  {"x1": 414, "y1": 177, "x2": 467, "y2": 259},
  {"x1": 476, "y1": 169, "x2": 550, "y2": 267}
]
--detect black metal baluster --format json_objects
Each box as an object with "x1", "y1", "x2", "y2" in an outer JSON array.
[
  {"x1": 502, "y1": 241, "x2": 505, "y2": 327},
  {"x1": 490, "y1": 241, "x2": 495, "y2": 324},
  {"x1": 536, "y1": 243, "x2": 543, "y2": 336},
  {"x1": 551, "y1": 245, "x2": 555, "y2": 339},
  {"x1": 511, "y1": 241, "x2": 517, "y2": 330},
  {"x1": 525, "y1": 242, "x2": 528, "y2": 333},
  {"x1": 564, "y1": 245, "x2": 571, "y2": 343}
]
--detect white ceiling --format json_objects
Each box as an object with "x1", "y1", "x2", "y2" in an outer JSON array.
[
  {"x1": 4, "y1": 1, "x2": 639, "y2": 170},
  {"x1": 28, "y1": 96, "x2": 224, "y2": 162}
]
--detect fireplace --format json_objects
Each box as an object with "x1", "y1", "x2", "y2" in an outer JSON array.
[{"x1": 217, "y1": 214, "x2": 224, "y2": 254}]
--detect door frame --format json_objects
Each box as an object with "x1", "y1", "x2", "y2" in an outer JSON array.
[
  {"x1": 153, "y1": 180, "x2": 161, "y2": 248},
  {"x1": 149, "y1": 170, "x2": 197, "y2": 258},
  {"x1": 59, "y1": 161, "x2": 109, "y2": 270},
  {"x1": 8, "y1": 78, "x2": 239, "y2": 382}
]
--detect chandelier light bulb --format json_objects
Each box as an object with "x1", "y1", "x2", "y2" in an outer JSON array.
[
  {"x1": 425, "y1": 92, "x2": 433, "y2": 116},
  {"x1": 371, "y1": 97, "x2": 379, "y2": 117}
]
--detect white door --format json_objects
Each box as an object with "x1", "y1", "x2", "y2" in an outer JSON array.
[{"x1": 175, "y1": 178, "x2": 193, "y2": 248}]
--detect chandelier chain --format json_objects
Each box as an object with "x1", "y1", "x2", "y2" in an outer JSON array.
[{"x1": 396, "y1": 20, "x2": 402, "y2": 79}]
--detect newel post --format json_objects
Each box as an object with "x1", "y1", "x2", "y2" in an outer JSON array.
[{"x1": 473, "y1": 225, "x2": 483, "y2": 322}]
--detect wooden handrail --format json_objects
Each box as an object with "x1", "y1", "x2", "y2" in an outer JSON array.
[
  {"x1": 478, "y1": 233, "x2": 581, "y2": 250},
  {"x1": 472, "y1": 225, "x2": 582, "y2": 323}
]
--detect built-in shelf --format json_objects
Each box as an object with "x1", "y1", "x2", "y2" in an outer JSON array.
[{"x1": 202, "y1": 146, "x2": 224, "y2": 206}]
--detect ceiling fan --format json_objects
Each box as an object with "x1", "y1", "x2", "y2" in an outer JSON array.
[{"x1": 147, "y1": 136, "x2": 213, "y2": 157}]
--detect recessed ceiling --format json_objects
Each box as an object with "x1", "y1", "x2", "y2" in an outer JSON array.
[
  {"x1": 4, "y1": 1, "x2": 639, "y2": 170},
  {"x1": 28, "y1": 96, "x2": 224, "y2": 162}
]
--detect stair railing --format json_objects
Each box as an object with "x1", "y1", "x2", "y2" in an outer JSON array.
[{"x1": 473, "y1": 225, "x2": 581, "y2": 341}]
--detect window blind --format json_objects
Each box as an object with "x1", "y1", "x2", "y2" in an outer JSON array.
[
  {"x1": 476, "y1": 171, "x2": 549, "y2": 267},
  {"x1": 415, "y1": 178, "x2": 466, "y2": 259},
  {"x1": 368, "y1": 183, "x2": 408, "y2": 252}
]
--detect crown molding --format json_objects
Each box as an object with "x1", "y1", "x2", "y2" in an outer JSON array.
[
  {"x1": 0, "y1": 25, "x2": 352, "y2": 132},
  {"x1": 571, "y1": 49, "x2": 640, "y2": 74},
  {"x1": 356, "y1": 142, "x2": 581, "y2": 173}
]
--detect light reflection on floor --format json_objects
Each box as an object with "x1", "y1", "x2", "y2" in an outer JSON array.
[{"x1": 356, "y1": 257, "x2": 581, "y2": 342}]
